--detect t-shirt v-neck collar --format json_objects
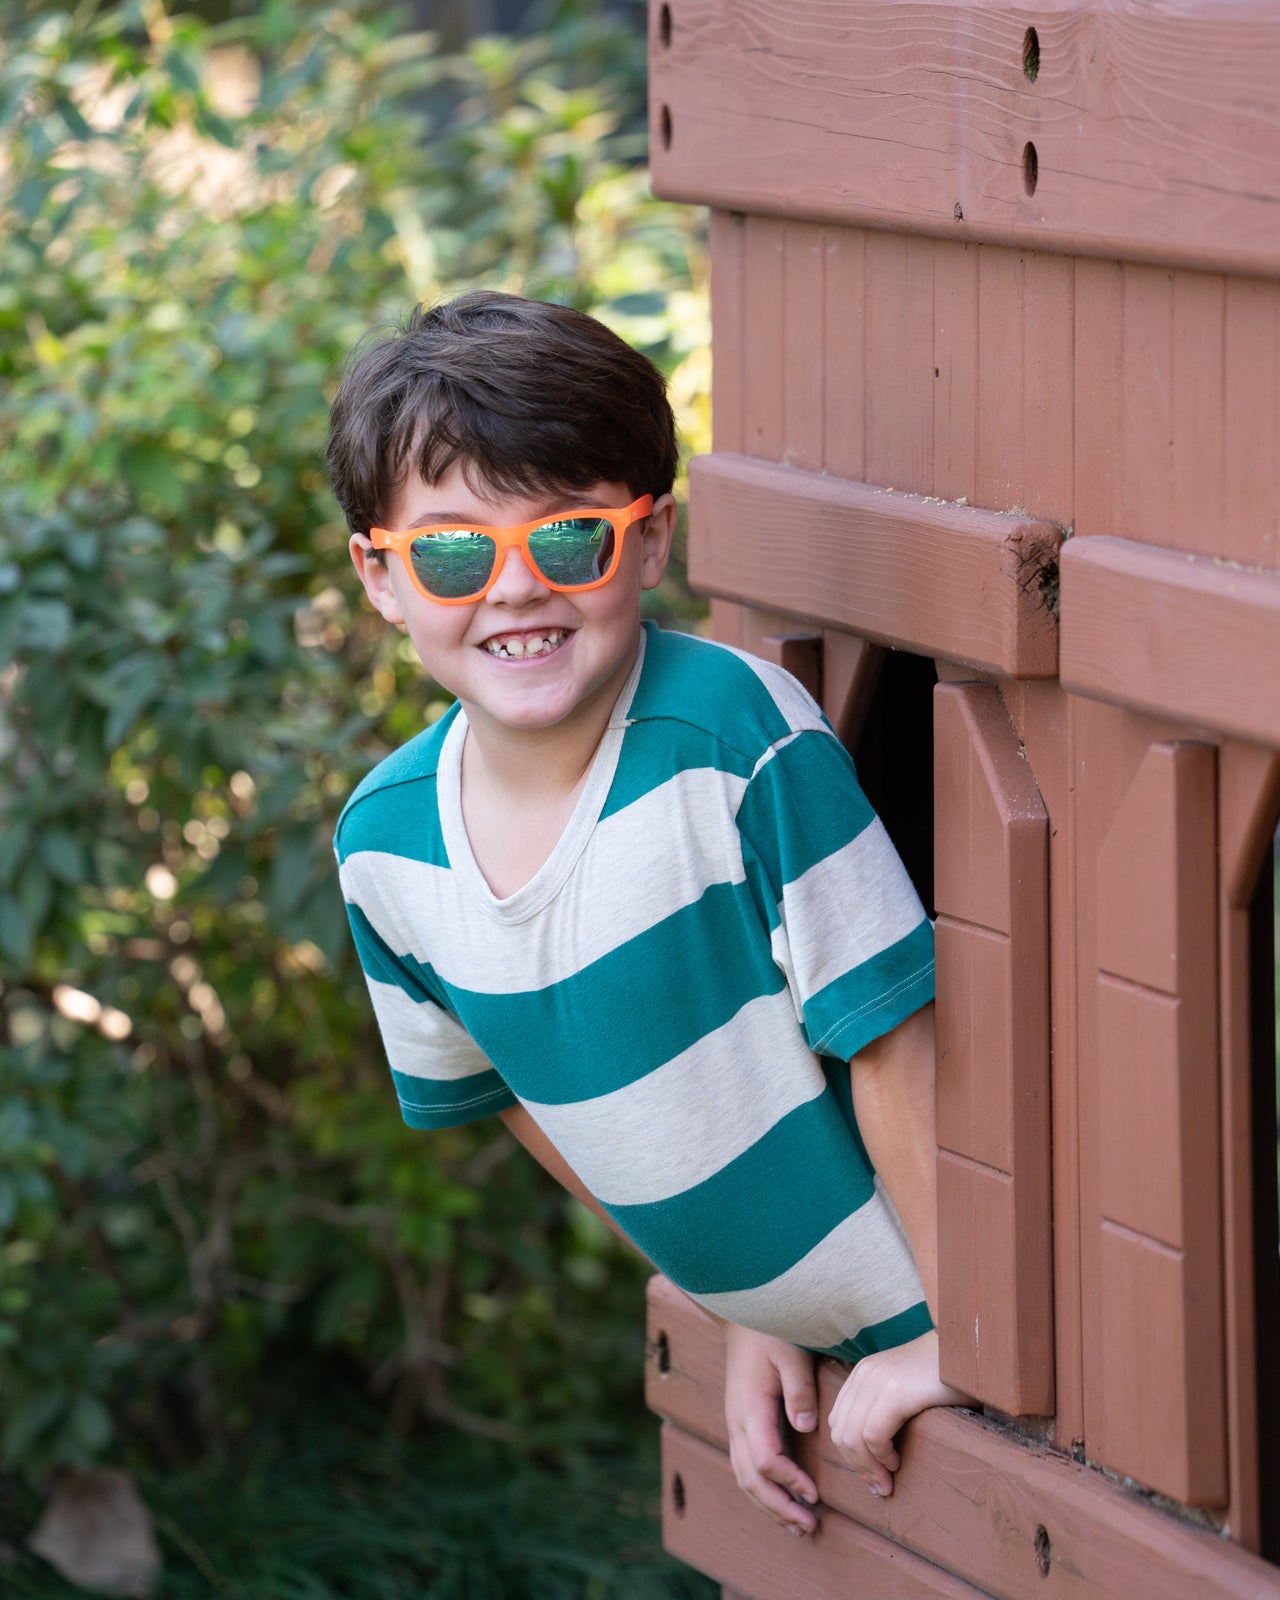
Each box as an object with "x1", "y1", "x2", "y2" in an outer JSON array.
[{"x1": 436, "y1": 628, "x2": 649, "y2": 923}]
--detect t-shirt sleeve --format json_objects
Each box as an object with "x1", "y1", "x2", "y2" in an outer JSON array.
[
  {"x1": 735, "y1": 726, "x2": 935, "y2": 1062},
  {"x1": 342, "y1": 892, "x2": 517, "y2": 1130}
]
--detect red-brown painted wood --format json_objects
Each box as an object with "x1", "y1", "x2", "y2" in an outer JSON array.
[
  {"x1": 687, "y1": 454, "x2": 1061, "y2": 677},
  {"x1": 933, "y1": 683, "x2": 1053, "y2": 1414},
  {"x1": 1060, "y1": 536, "x2": 1280, "y2": 748},
  {"x1": 1217, "y1": 746, "x2": 1280, "y2": 1550},
  {"x1": 646, "y1": 1278, "x2": 1280, "y2": 1600},
  {"x1": 663, "y1": 1426, "x2": 988, "y2": 1600},
  {"x1": 650, "y1": 1, "x2": 1280, "y2": 278},
  {"x1": 1086, "y1": 741, "x2": 1224, "y2": 1504},
  {"x1": 757, "y1": 633, "x2": 823, "y2": 704}
]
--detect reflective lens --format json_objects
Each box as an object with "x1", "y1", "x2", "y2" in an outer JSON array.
[
  {"x1": 526, "y1": 517, "x2": 616, "y2": 587},
  {"x1": 406, "y1": 517, "x2": 617, "y2": 600},
  {"x1": 409, "y1": 529, "x2": 498, "y2": 600}
]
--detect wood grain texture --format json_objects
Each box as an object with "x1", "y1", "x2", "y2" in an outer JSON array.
[
  {"x1": 1003, "y1": 682, "x2": 1085, "y2": 1453},
  {"x1": 645, "y1": 1277, "x2": 1280, "y2": 1600},
  {"x1": 687, "y1": 454, "x2": 1061, "y2": 676},
  {"x1": 650, "y1": 0, "x2": 1280, "y2": 278},
  {"x1": 933, "y1": 683, "x2": 1053, "y2": 1414},
  {"x1": 1217, "y1": 747, "x2": 1280, "y2": 1550},
  {"x1": 1087, "y1": 742, "x2": 1225, "y2": 1505},
  {"x1": 1059, "y1": 536, "x2": 1280, "y2": 747},
  {"x1": 662, "y1": 1426, "x2": 986, "y2": 1600},
  {"x1": 757, "y1": 632, "x2": 823, "y2": 703}
]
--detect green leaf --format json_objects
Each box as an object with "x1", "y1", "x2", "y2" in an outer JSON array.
[
  {"x1": 39, "y1": 831, "x2": 84, "y2": 887},
  {"x1": 0, "y1": 895, "x2": 32, "y2": 970}
]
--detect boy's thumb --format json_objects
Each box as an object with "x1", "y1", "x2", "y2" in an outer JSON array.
[{"x1": 780, "y1": 1356, "x2": 819, "y2": 1433}]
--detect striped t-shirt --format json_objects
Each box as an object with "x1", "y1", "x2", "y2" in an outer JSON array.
[{"x1": 335, "y1": 623, "x2": 935, "y2": 1360}]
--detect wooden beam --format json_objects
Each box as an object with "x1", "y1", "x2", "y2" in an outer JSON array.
[
  {"x1": 1059, "y1": 536, "x2": 1280, "y2": 747},
  {"x1": 687, "y1": 454, "x2": 1061, "y2": 677},
  {"x1": 645, "y1": 1277, "x2": 1280, "y2": 1600},
  {"x1": 662, "y1": 1426, "x2": 986, "y2": 1599},
  {"x1": 650, "y1": 1, "x2": 1280, "y2": 280}
]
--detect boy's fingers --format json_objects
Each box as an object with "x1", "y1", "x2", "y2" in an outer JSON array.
[
  {"x1": 777, "y1": 1351, "x2": 819, "y2": 1433},
  {"x1": 731, "y1": 1447, "x2": 819, "y2": 1533}
]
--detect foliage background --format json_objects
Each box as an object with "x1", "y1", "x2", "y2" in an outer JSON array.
[{"x1": 0, "y1": 0, "x2": 711, "y2": 1591}]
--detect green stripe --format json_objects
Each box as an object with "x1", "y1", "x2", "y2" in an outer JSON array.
[
  {"x1": 602, "y1": 721, "x2": 755, "y2": 821},
  {"x1": 607, "y1": 1095, "x2": 876, "y2": 1293},
  {"x1": 814, "y1": 1299, "x2": 934, "y2": 1363},
  {"x1": 735, "y1": 729, "x2": 876, "y2": 894},
  {"x1": 803, "y1": 921, "x2": 935, "y2": 1060},
  {"x1": 628, "y1": 626, "x2": 794, "y2": 751},
  {"x1": 344, "y1": 900, "x2": 445, "y2": 1006},
  {"x1": 335, "y1": 707, "x2": 458, "y2": 864},
  {"x1": 394, "y1": 1068, "x2": 515, "y2": 1128},
  {"x1": 443, "y1": 881, "x2": 786, "y2": 1104}
]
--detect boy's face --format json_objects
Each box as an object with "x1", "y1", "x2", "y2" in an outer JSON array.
[{"x1": 350, "y1": 463, "x2": 675, "y2": 746}]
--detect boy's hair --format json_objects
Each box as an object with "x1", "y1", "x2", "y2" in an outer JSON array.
[{"x1": 326, "y1": 291, "x2": 679, "y2": 536}]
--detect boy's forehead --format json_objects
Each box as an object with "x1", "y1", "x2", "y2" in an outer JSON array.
[{"x1": 383, "y1": 461, "x2": 629, "y2": 530}]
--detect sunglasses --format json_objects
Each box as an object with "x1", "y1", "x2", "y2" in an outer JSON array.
[{"x1": 368, "y1": 495, "x2": 654, "y2": 605}]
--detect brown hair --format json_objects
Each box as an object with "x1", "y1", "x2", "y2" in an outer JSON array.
[{"x1": 326, "y1": 291, "x2": 678, "y2": 536}]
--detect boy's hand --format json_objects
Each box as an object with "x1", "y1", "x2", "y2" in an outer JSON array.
[
  {"x1": 827, "y1": 1328, "x2": 970, "y2": 1497},
  {"x1": 723, "y1": 1323, "x2": 820, "y2": 1536}
]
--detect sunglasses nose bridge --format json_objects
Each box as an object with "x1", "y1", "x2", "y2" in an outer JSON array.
[{"x1": 485, "y1": 534, "x2": 552, "y2": 601}]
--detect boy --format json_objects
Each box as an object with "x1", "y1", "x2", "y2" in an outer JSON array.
[{"x1": 327, "y1": 291, "x2": 967, "y2": 1537}]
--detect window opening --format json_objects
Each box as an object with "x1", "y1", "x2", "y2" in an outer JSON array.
[
  {"x1": 850, "y1": 651, "x2": 937, "y2": 918},
  {"x1": 1249, "y1": 820, "x2": 1280, "y2": 1559}
]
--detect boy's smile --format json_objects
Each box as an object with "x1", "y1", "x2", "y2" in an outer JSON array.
[{"x1": 350, "y1": 464, "x2": 675, "y2": 753}]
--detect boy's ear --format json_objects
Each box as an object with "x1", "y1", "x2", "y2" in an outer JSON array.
[
  {"x1": 349, "y1": 534, "x2": 405, "y2": 624},
  {"x1": 638, "y1": 493, "x2": 678, "y2": 591}
]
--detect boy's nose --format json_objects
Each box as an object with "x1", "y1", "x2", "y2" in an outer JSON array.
[{"x1": 486, "y1": 544, "x2": 551, "y2": 604}]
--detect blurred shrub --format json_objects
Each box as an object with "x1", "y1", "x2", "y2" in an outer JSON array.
[{"x1": 0, "y1": 0, "x2": 707, "y2": 1482}]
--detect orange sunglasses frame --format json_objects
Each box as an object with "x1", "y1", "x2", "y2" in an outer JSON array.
[{"x1": 368, "y1": 494, "x2": 654, "y2": 605}]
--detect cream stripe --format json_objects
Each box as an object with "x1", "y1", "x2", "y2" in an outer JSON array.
[
  {"x1": 779, "y1": 819, "x2": 926, "y2": 1005},
  {"x1": 691, "y1": 1179, "x2": 924, "y2": 1348},
  {"x1": 340, "y1": 763, "x2": 749, "y2": 994},
  {"x1": 367, "y1": 978, "x2": 493, "y2": 1081},
  {"x1": 521, "y1": 991, "x2": 822, "y2": 1206}
]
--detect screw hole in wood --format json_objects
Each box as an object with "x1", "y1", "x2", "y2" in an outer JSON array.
[
  {"x1": 660, "y1": 3, "x2": 672, "y2": 48},
  {"x1": 1022, "y1": 140, "x2": 1038, "y2": 195},
  {"x1": 661, "y1": 103, "x2": 672, "y2": 151},
  {"x1": 656, "y1": 1330, "x2": 670, "y2": 1374},
  {"x1": 672, "y1": 1472, "x2": 686, "y2": 1518},
  {"x1": 1022, "y1": 26, "x2": 1040, "y2": 82},
  {"x1": 1034, "y1": 1525, "x2": 1051, "y2": 1578}
]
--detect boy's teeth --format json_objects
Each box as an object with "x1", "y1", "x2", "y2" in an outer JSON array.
[{"x1": 483, "y1": 628, "x2": 566, "y2": 659}]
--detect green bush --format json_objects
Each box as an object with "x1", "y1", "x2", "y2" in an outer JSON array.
[{"x1": 0, "y1": 0, "x2": 707, "y2": 1507}]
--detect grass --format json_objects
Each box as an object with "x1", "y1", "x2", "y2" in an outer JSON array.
[{"x1": 0, "y1": 1407, "x2": 715, "y2": 1600}]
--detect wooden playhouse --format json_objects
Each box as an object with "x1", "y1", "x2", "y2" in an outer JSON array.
[{"x1": 640, "y1": 3, "x2": 1280, "y2": 1595}]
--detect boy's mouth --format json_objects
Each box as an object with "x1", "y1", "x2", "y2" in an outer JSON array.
[{"x1": 480, "y1": 627, "x2": 571, "y2": 660}]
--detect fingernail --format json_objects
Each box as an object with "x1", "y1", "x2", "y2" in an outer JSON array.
[
  {"x1": 868, "y1": 1484, "x2": 884, "y2": 1498},
  {"x1": 795, "y1": 1411, "x2": 817, "y2": 1430},
  {"x1": 788, "y1": 1525, "x2": 805, "y2": 1539}
]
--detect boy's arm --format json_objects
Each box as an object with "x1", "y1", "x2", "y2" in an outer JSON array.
[{"x1": 835, "y1": 999, "x2": 971, "y2": 1498}]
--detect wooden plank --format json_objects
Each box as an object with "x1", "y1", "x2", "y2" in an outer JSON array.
[
  {"x1": 1223, "y1": 279, "x2": 1280, "y2": 570},
  {"x1": 933, "y1": 683, "x2": 1053, "y2": 1414},
  {"x1": 1218, "y1": 747, "x2": 1280, "y2": 1552},
  {"x1": 650, "y1": 1, "x2": 1280, "y2": 279},
  {"x1": 1059, "y1": 535, "x2": 1280, "y2": 747},
  {"x1": 645, "y1": 1277, "x2": 1280, "y2": 1600},
  {"x1": 757, "y1": 632, "x2": 822, "y2": 704},
  {"x1": 708, "y1": 210, "x2": 747, "y2": 454},
  {"x1": 782, "y1": 222, "x2": 826, "y2": 471},
  {"x1": 688, "y1": 454, "x2": 1062, "y2": 677},
  {"x1": 741, "y1": 217, "x2": 786, "y2": 458},
  {"x1": 821, "y1": 629, "x2": 884, "y2": 750},
  {"x1": 662, "y1": 1426, "x2": 987, "y2": 1600},
  {"x1": 864, "y1": 232, "x2": 936, "y2": 496},
  {"x1": 1087, "y1": 742, "x2": 1225, "y2": 1505},
  {"x1": 821, "y1": 226, "x2": 868, "y2": 480},
  {"x1": 1001, "y1": 680, "x2": 1084, "y2": 1451}
]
